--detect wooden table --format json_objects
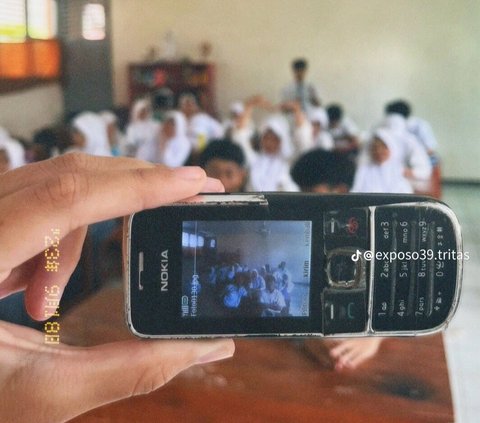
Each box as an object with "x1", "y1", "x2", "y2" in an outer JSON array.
[{"x1": 62, "y1": 286, "x2": 454, "y2": 423}]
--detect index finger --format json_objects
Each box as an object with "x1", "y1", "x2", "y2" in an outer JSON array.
[{"x1": 0, "y1": 165, "x2": 208, "y2": 273}]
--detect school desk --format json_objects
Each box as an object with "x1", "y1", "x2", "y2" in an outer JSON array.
[{"x1": 62, "y1": 286, "x2": 454, "y2": 423}]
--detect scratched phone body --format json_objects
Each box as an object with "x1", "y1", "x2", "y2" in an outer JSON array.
[{"x1": 124, "y1": 193, "x2": 463, "y2": 339}]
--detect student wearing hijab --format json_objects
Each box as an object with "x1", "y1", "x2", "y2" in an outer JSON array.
[
  {"x1": 126, "y1": 98, "x2": 161, "y2": 159},
  {"x1": 178, "y1": 93, "x2": 223, "y2": 152},
  {"x1": 352, "y1": 129, "x2": 413, "y2": 194},
  {"x1": 0, "y1": 127, "x2": 26, "y2": 169},
  {"x1": 99, "y1": 110, "x2": 127, "y2": 157},
  {"x1": 308, "y1": 107, "x2": 334, "y2": 151},
  {"x1": 71, "y1": 112, "x2": 112, "y2": 157},
  {"x1": 379, "y1": 112, "x2": 432, "y2": 182},
  {"x1": 291, "y1": 149, "x2": 383, "y2": 370},
  {"x1": 280, "y1": 101, "x2": 333, "y2": 155},
  {"x1": 223, "y1": 101, "x2": 244, "y2": 136},
  {"x1": 156, "y1": 111, "x2": 191, "y2": 167},
  {"x1": 225, "y1": 95, "x2": 274, "y2": 157},
  {"x1": 245, "y1": 114, "x2": 298, "y2": 192}
]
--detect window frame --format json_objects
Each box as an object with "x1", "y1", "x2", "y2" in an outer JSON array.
[{"x1": 0, "y1": 0, "x2": 60, "y2": 94}]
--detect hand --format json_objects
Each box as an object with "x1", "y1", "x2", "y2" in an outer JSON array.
[
  {"x1": 279, "y1": 100, "x2": 301, "y2": 113},
  {"x1": 0, "y1": 153, "x2": 234, "y2": 423}
]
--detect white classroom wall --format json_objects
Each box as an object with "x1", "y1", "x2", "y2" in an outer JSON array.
[
  {"x1": 0, "y1": 83, "x2": 63, "y2": 139},
  {"x1": 111, "y1": 0, "x2": 480, "y2": 180}
]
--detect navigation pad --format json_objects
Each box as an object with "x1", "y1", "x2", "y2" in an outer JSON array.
[{"x1": 322, "y1": 209, "x2": 369, "y2": 335}]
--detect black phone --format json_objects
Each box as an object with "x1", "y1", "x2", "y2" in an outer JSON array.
[{"x1": 124, "y1": 193, "x2": 463, "y2": 339}]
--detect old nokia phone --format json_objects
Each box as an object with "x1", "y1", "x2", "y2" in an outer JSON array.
[{"x1": 124, "y1": 193, "x2": 463, "y2": 339}]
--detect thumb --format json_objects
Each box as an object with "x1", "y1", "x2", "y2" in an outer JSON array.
[{"x1": 68, "y1": 339, "x2": 234, "y2": 417}]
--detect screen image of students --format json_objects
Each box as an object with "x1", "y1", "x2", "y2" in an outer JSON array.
[{"x1": 259, "y1": 274, "x2": 287, "y2": 316}]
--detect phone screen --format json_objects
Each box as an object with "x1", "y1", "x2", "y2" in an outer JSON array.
[{"x1": 180, "y1": 220, "x2": 312, "y2": 319}]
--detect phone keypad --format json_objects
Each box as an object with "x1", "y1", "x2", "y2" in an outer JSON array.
[
  {"x1": 322, "y1": 203, "x2": 460, "y2": 335},
  {"x1": 372, "y1": 205, "x2": 459, "y2": 332}
]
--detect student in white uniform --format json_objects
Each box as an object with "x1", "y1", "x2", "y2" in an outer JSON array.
[
  {"x1": 326, "y1": 104, "x2": 361, "y2": 157},
  {"x1": 241, "y1": 114, "x2": 299, "y2": 192},
  {"x1": 199, "y1": 139, "x2": 248, "y2": 193},
  {"x1": 99, "y1": 111, "x2": 127, "y2": 157},
  {"x1": 386, "y1": 100, "x2": 438, "y2": 160},
  {"x1": 281, "y1": 101, "x2": 333, "y2": 155},
  {"x1": 126, "y1": 98, "x2": 161, "y2": 159},
  {"x1": 0, "y1": 127, "x2": 26, "y2": 169},
  {"x1": 352, "y1": 129, "x2": 414, "y2": 194},
  {"x1": 178, "y1": 93, "x2": 223, "y2": 152},
  {"x1": 379, "y1": 112, "x2": 432, "y2": 181},
  {"x1": 259, "y1": 274, "x2": 286, "y2": 316},
  {"x1": 281, "y1": 58, "x2": 321, "y2": 112},
  {"x1": 308, "y1": 107, "x2": 334, "y2": 151},
  {"x1": 226, "y1": 96, "x2": 276, "y2": 157},
  {"x1": 156, "y1": 111, "x2": 191, "y2": 167},
  {"x1": 71, "y1": 112, "x2": 112, "y2": 157},
  {"x1": 223, "y1": 101, "x2": 245, "y2": 135}
]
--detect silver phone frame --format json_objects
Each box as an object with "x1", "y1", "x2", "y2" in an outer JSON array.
[{"x1": 124, "y1": 197, "x2": 463, "y2": 339}]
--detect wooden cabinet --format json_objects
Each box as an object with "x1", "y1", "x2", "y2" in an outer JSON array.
[{"x1": 128, "y1": 61, "x2": 216, "y2": 115}]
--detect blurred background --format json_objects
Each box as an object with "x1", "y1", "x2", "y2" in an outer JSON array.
[{"x1": 0, "y1": 1, "x2": 479, "y2": 422}]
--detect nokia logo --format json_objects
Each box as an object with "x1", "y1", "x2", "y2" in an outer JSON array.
[{"x1": 160, "y1": 249, "x2": 169, "y2": 291}]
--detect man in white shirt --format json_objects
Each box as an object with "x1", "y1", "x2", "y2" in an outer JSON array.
[
  {"x1": 281, "y1": 58, "x2": 321, "y2": 113},
  {"x1": 385, "y1": 100, "x2": 438, "y2": 160}
]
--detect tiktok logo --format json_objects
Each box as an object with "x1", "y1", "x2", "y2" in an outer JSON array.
[{"x1": 351, "y1": 249, "x2": 361, "y2": 262}]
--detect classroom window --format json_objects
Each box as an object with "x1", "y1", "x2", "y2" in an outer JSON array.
[
  {"x1": 28, "y1": 0, "x2": 58, "y2": 40},
  {"x1": 0, "y1": 0, "x2": 60, "y2": 89},
  {"x1": 82, "y1": 3, "x2": 105, "y2": 41},
  {"x1": 0, "y1": 0, "x2": 27, "y2": 42}
]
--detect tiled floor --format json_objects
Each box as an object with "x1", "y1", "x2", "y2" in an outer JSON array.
[{"x1": 442, "y1": 185, "x2": 480, "y2": 423}]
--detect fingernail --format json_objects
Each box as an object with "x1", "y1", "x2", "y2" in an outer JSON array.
[
  {"x1": 196, "y1": 346, "x2": 234, "y2": 365},
  {"x1": 173, "y1": 166, "x2": 205, "y2": 180},
  {"x1": 203, "y1": 177, "x2": 225, "y2": 193}
]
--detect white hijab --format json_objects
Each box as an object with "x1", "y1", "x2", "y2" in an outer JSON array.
[
  {"x1": 260, "y1": 115, "x2": 294, "y2": 159},
  {"x1": 128, "y1": 99, "x2": 161, "y2": 159},
  {"x1": 0, "y1": 126, "x2": 26, "y2": 169},
  {"x1": 249, "y1": 115, "x2": 298, "y2": 192},
  {"x1": 308, "y1": 107, "x2": 334, "y2": 150},
  {"x1": 352, "y1": 128, "x2": 413, "y2": 194},
  {"x1": 308, "y1": 107, "x2": 329, "y2": 129},
  {"x1": 130, "y1": 98, "x2": 151, "y2": 122},
  {"x1": 73, "y1": 112, "x2": 112, "y2": 157},
  {"x1": 379, "y1": 113, "x2": 432, "y2": 180},
  {"x1": 157, "y1": 111, "x2": 191, "y2": 167},
  {"x1": 99, "y1": 110, "x2": 117, "y2": 125}
]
